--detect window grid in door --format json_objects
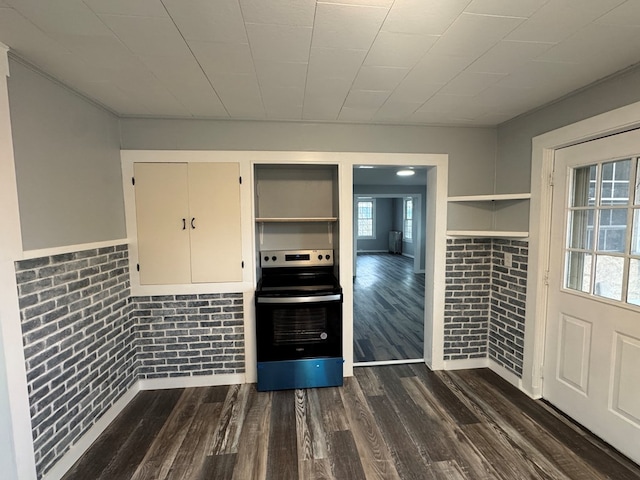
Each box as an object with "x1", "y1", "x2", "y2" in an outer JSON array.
[{"x1": 564, "y1": 156, "x2": 640, "y2": 305}]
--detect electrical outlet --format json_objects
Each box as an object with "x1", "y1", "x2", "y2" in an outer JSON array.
[{"x1": 504, "y1": 252, "x2": 513, "y2": 268}]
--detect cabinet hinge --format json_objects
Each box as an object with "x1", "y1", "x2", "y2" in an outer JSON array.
[
  {"x1": 132, "y1": 177, "x2": 135, "y2": 186},
  {"x1": 136, "y1": 263, "x2": 140, "y2": 272},
  {"x1": 543, "y1": 270, "x2": 549, "y2": 286},
  {"x1": 239, "y1": 176, "x2": 242, "y2": 184}
]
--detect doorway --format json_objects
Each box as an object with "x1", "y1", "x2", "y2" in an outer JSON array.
[
  {"x1": 352, "y1": 166, "x2": 427, "y2": 365},
  {"x1": 545, "y1": 129, "x2": 640, "y2": 464}
]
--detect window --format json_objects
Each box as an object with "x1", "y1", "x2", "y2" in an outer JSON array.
[
  {"x1": 564, "y1": 157, "x2": 640, "y2": 305},
  {"x1": 403, "y1": 197, "x2": 413, "y2": 242},
  {"x1": 357, "y1": 198, "x2": 375, "y2": 238}
]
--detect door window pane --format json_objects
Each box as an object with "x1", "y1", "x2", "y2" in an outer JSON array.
[
  {"x1": 597, "y1": 208, "x2": 627, "y2": 252},
  {"x1": 600, "y1": 159, "x2": 630, "y2": 206},
  {"x1": 627, "y1": 259, "x2": 640, "y2": 306},
  {"x1": 632, "y1": 209, "x2": 640, "y2": 255},
  {"x1": 566, "y1": 251, "x2": 592, "y2": 293},
  {"x1": 594, "y1": 255, "x2": 624, "y2": 301},
  {"x1": 571, "y1": 165, "x2": 597, "y2": 207},
  {"x1": 634, "y1": 160, "x2": 640, "y2": 205},
  {"x1": 568, "y1": 209, "x2": 594, "y2": 250}
]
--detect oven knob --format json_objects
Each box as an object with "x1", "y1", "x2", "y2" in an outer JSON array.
[
  {"x1": 318, "y1": 254, "x2": 323, "y2": 260},
  {"x1": 272, "y1": 256, "x2": 277, "y2": 262},
  {"x1": 325, "y1": 254, "x2": 331, "y2": 260},
  {"x1": 264, "y1": 256, "x2": 269, "y2": 262}
]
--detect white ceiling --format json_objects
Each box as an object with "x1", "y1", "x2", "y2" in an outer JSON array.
[{"x1": 1, "y1": 0, "x2": 640, "y2": 126}]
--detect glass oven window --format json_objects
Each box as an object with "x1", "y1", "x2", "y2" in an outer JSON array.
[{"x1": 272, "y1": 307, "x2": 328, "y2": 345}]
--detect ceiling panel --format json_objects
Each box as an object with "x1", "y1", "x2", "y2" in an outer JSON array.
[
  {"x1": 239, "y1": 0, "x2": 316, "y2": 27},
  {"x1": 1, "y1": 0, "x2": 639, "y2": 126},
  {"x1": 464, "y1": 0, "x2": 548, "y2": 17},
  {"x1": 162, "y1": 0, "x2": 247, "y2": 43},
  {"x1": 352, "y1": 66, "x2": 409, "y2": 91},
  {"x1": 83, "y1": 0, "x2": 169, "y2": 17},
  {"x1": 428, "y1": 13, "x2": 526, "y2": 58},
  {"x1": 98, "y1": 14, "x2": 192, "y2": 58},
  {"x1": 312, "y1": 2, "x2": 388, "y2": 50},
  {"x1": 382, "y1": 0, "x2": 470, "y2": 35},
  {"x1": 468, "y1": 40, "x2": 554, "y2": 74},
  {"x1": 245, "y1": 23, "x2": 312, "y2": 63},
  {"x1": 363, "y1": 31, "x2": 440, "y2": 68},
  {"x1": 506, "y1": 0, "x2": 627, "y2": 43},
  {"x1": 189, "y1": 41, "x2": 254, "y2": 76}
]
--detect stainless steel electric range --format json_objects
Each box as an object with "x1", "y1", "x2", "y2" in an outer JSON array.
[{"x1": 255, "y1": 249, "x2": 343, "y2": 391}]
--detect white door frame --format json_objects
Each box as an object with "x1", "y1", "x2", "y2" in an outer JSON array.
[{"x1": 524, "y1": 100, "x2": 640, "y2": 398}]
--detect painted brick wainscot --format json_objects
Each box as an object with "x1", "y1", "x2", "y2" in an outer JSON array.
[
  {"x1": 444, "y1": 238, "x2": 528, "y2": 377},
  {"x1": 15, "y1": 244, "x2": 245, "y2": 479}
]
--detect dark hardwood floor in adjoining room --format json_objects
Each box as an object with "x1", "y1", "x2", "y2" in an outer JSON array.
[
  {"x1": 62, "y1": 365, "x2": 640, "y2": 480},
  {"x1": 353, "y1": 253, "x2": 425, "y2": 363}
]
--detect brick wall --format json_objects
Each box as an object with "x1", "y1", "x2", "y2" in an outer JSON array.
[
  {"x1": 132, "y1": 293, "x2": 245, "y2": 378},
  {"x1": 444, "y1": 238, "x2": 492, "y2": 361},
  {"x1": 16, "y1": 245, "x2": 135, "y2": 478},
  {"x1": 16, "y1": 246, "x2": 247, "y2": 478},
  {"x1": 444, "y1": 238, "x2": 529, "y2": 377},
  {"x1": 489, "y1": 239, "x2": 528, "y2": 377}
]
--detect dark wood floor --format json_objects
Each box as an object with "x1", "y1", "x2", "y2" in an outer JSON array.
[
  {"x1": 353, "y1": 253, "x2": 425, "y2": 363},
  {"x1": 62, "y1": 365, "x2": 640, "y2": 480}
]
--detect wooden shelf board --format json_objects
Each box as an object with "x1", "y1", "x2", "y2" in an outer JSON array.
[
  {"x1": 448, "y1": 193, "x2": 531, "y2": 202},
  {"x1": 446, "y1": 230, "x2": 529, "y2": 238},
  {"x1": 256, "y1": 217, "x2": 338, "y2": 223}
]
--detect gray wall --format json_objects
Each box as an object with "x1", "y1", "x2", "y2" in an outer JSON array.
[
  {"x1": 7, "y1": 59, "x2": 125, "y2": 251},
  {"x1": 496, "y1": 63, "x2": 640, "y2": 194},
  {"x1": 120, "y1": 118, "x2": 497, "y2": 197}
]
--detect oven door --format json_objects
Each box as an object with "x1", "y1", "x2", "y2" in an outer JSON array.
[{"x1": 255, "y1": 293, "x2": 342, "y2": 362}]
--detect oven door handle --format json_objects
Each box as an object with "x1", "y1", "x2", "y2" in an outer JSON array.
[{"x1": 257, "y1": 294, "x2": 342, "y2": 304}]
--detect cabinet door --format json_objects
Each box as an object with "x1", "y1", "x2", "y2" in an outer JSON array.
[
  {"x1": 188, "y1": 163, "x2": 243, "y2": 282},
  {"x1": 134, "y1": 163, "x2": 191, "y2": 284}
]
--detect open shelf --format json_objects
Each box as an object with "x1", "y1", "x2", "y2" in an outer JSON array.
[
  {"x1": 256, "y1": 217, "x2": 338, "y2": 223},
  {"x1": 446, "y1": 230, "x2": 529, "y2": 238},
  {"x1": 447, "y1": 193, "x2": 530, "y2": 237},
  {"x1": 448, "y1": 193, "x2": 531, "y2": 202}
]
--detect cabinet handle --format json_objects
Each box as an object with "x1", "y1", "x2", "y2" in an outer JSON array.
[
  {"x1": 182, "y1": 218, "x2": 186, "y2": 230},
  {"x1": 191, "y1": 217, "x2": 196, "y2": 229}
]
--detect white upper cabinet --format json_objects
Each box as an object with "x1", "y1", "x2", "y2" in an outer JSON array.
[{"x1": 134, "y1": 162, "x2": 242, "y2": 284}]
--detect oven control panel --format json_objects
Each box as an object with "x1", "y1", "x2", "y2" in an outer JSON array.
[{"x1": 260, "y1": 249, "x2": 334, "y2": 268}]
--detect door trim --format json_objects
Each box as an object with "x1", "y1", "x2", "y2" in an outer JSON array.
[{"x1": 525, "y1": 100, "x2": 640, "y2": 398}]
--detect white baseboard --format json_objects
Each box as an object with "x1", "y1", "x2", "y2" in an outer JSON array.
[
  {"x1": 354, "y1": 358, "x2": 425, "y2": 367},
  {"x1": 442, "y1": 357, "x2": 489, "y2": 370},
  {"x1": 487, "y1": 359, "x2": 532, "y2": 397},
  {"x1": 42, "y1": 383, "x2": 140, "y2": 480},
  {"x1": 138, "y1": 372, "x2": 246, "y2": 391}
]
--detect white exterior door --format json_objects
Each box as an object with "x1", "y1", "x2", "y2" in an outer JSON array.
[{"x1": 545, "y1": 129, "x2": 640, "y2": 463}]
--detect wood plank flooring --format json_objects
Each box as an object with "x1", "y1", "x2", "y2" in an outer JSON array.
[
  {"x1": 353, "y1": 253, "x2": 425, "y2": 362},
  {"x1": 62, "y1": 365, "x2": 640, "y2": 480}
]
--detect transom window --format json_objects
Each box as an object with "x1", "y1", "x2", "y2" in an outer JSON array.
[
  {"x1": 565, "y1": 156, "x2": 640, "y2": 305},
  {"x1": 356, "y1": 198, "x2": 375, "y2": 239}
]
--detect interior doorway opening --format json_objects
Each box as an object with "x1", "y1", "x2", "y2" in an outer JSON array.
[{"x1": 352, "y1": 166, "x2": 428, "y2": 366}]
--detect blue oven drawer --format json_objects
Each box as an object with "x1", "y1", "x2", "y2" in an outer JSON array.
[{"x1": 257, "y1": 357, "x2": 344, "y2": 391}]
